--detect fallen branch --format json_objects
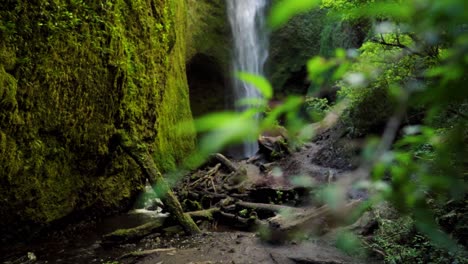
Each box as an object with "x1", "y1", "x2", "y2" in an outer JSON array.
[
  {"x1": 265, "y1": 200, "x2": 362, "y2": 243},
  {"x1": 187, "y1": 208, "x2": 220, "y2": 221},
  {"x1": 218, "y1": 211, "x2": 264, "y2": 229},
  {"x1": 211, "y1": 153, "x2": 238, "y2": 172},
  {"x1": 288, "y1": 256, "x2": 344, "y2": 264},
  {"x1": 189, "y1": 163, "x2": 221, "y2": 188},
  {"x1": 119, "y1": 248, "x2": 176, "y2": 259},
  {"x1": 116, "y1": 131, "x2": 200, "y2": 235},
  {"x1": 361, "y1": 239, "x2": 387, "y2": 258},
  {"x1": 102, "y1": 220, "x2": 165, "y2": 244},
  {"x1": 236, "y1": 201, "x2": 295, "y2": 214}
]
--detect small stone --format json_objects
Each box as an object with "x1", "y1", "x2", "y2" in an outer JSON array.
[
  {"x1": 27, "y1": 252, "x2": 37, "y2": 261},
  {"x1": 228, "y1": 248, "x2": 235, "y2": 253}
]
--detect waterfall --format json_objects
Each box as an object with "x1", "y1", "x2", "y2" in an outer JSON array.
[{"x1": 227, "y1": 0, "x2": 269, "y2": 157}]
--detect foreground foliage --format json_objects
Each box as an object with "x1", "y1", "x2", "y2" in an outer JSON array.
[{"x1": 194, "y1": 0, "x2": 467, "y2": 262}]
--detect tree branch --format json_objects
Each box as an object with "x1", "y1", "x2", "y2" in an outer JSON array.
[{"x1": 371, "y1": 38, "x2": 424, "y2": 57}]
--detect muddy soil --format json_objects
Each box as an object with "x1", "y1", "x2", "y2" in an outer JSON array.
[{"x1": 132, "y1": 231, "x2": 360, "y2": 264}]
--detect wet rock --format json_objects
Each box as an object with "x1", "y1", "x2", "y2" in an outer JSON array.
[{"x1": 258, "y1": 135, "x2": 291, "y2": 161}]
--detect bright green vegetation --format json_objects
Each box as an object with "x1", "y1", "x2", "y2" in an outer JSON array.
[{"x1": 0, "y1": 0, "x2": 194, "y2": 228}]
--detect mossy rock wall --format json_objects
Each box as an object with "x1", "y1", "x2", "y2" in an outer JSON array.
[
  {"x1": 268, "y1": 9, "x2": 369, "y2": 97},
  {"x1": 268, "y1": 9, "x2": 327, "y2": 97},
  {"x1": 0, "y1": 0, "x2": 194, "y2": 230},
  {"x1": 186, "y1": 0, "x2": 232, "y2": 117},
  {"x1": 186, "y1": 0, "x2": 230, "y2": 68}
]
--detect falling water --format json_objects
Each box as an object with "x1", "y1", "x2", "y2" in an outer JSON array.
[{"x1": 227, "y1": 0, "x2": 269, "y2": 157}]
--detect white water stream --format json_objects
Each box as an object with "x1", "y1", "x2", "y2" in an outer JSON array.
[{"x1": 227, "y1": 0, "x2": 269, "y2": 157}]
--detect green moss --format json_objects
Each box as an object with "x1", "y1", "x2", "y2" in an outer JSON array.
[
  {"x1": 0, "y1": 0, "x2": 194, "y2": 227},
  {"x1": 183, "y1": 199, "x2": 202, "y2": 211},
  {"x1": 370, "y1": 206, "x2": 467, "y2": 263},
  {"x1": 268, "y1": 8, "x2": 370, "y2": 97},
  {"x1": 268, "y1": 9, "x2": 327, "y2": 96},
  {"x1": 186, "y1": 0, "x2": 230, "y2": 66},
  {"x1": 104, "y1": 219, "x2": 164, "y2": 241},
  {"x1": 319, "y1": 16, "x2": 369, "y2": 58}
]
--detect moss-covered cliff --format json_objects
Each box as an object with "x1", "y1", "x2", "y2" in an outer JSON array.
[
  {"x1": 0, "y1": 0, "x2": 194, "y2": 230},
  {"x1": 186, "y1": 0, "x2": 231, "y2": 117},
  {"x1": 186, "y1": 0, "x2": 230, "y2": 67},
  {"x1": 268, "y1": 9, "x2": 369, "y2": 98},
  {"x1": 268, "y1": 9, "x2": 326, "y2": 97}
]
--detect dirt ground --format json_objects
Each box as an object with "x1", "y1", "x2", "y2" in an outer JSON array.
[
  {"x1": 130, "y1": 231, "x2": 361, "y2": 264},
  {"x1": 2, "y1": 126, "x2": 378, "y2": 264}
]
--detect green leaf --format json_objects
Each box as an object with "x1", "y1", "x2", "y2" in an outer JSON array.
[
  {"x1": 261, "y1": 96, "x2": 303, "y2": 130},
  {"x1": 194, "y1": 112, "x2": 240, "y2": 132},
  {"x1": 237, "y1": 72, "x2": 273, "y2": 99},
  {"x1": 236, "y1": 97, "x2": 268, "y2": 109},
  {"x1": 268, "y1": 0, "x2": 321, "y2": 29}
]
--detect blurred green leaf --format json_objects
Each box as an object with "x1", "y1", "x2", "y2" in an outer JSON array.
[
  {"x1": 268, "y1": 0, "x2": 321, "y2": 29},
  {"x1": 194, "y1": 112, "x2": 241, "y2": 132},
  {"x1": 236, "y1": 97, "x2": 268, "y2": 109},
  {"x1": 335, "y1": 231, "x2": 364, "y2": 256},
  {"x1": 237, "y1": 72, "x2": 273, "y2": 99},
  {"x1": 261, "y1": 96, "x2": 303, "y2": 130}
]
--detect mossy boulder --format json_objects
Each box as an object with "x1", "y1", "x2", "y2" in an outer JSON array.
[{"x1": 0, "y1": 0, "x2": 194, "y2": 235}]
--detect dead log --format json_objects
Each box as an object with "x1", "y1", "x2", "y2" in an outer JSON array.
[
  {"x1": 116, "y1": 131, "x2": 200, "y2": 235},
  {"x1": 119, "y1": 248, "x2": 176, "y2": 259},
  {"x1": 102, "y1": 220, "x2": 165, "y2": 244},
  {"x1": 187, "y1": 208, "x2": 220, "y2": 221},
  {"x1": 218, "y1": 211, "x2": 264, "y2": 230},
  {"x1": 236, "y1": 201, "x2": 295, "y2": 213},
  {"x1": 210, "y1": 153, "x2": 238, "y2": 172},
  {"x1": 264, "y1": 200, "x2": 362, "y2": 243}
]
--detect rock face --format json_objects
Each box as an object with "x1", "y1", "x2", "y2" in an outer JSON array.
[
  {"x1": 0, "y1": 0, "x2": 194, "y2": 233},
  {"x1": 268, "y1": 9, "x2": 369, "y2": 98},
  {"x1": 268, "y1": 9, "x2": 327, "y2": 97},
  {"x1": 185, "y1": 2, "x2": 370, "y2": 113},
  {"x1": 186, "y1": 0, "x2": 232, "y2": 117}
]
